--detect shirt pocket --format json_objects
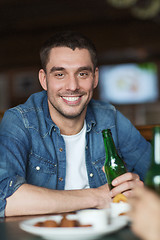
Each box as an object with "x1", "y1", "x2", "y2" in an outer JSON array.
[{"x1": 26, "y1": 152, "x2": 57, "y2": 189}]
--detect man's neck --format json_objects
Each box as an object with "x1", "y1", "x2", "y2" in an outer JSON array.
[
  {"x1": 59, "y1": 119, "x2": 85, "y2": 135},
  {"x1": 49, "y1": 107, "x2": 86, "y2": 136}
]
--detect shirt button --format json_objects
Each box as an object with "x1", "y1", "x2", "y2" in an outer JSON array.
[
  {"x1": 9, "y1": 181, "x2": 13, "y2": 187},
  {"x1": 59, "y1": 177, "x2": 63, "y2": 181},
  {"x1": 89, "y1": 173, "x2": 94, "y2": 177},
  {"x1": 86, "y1": 146, "x2": 88, "y2": 150},
  {"x1": 59, "y1": 148, "x2": 63, "y2": 152},
  {"x1": 36, "y1": 166, "x2": 40, "y2": 171}
]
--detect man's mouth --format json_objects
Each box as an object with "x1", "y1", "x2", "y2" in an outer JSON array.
[
  {"x1": 61, "y1": 96, "x2": 81, "y2": 104},
  {"x1": 62, "y1": 96, "x2": 79, "y2": 101}
]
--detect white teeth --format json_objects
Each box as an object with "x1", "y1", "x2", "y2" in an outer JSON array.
[{"x1": 62, "y1": 97, "x2": 79, "y2": 101}]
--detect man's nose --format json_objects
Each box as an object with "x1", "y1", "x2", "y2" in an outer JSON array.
[{"x1": 65, "y1": 75, "x2": 80, "y2": 91}]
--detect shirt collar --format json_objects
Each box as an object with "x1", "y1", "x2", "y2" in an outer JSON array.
[
  {"x1": 42, "y1": 92, "x2": 60, "y2": 135},
  {"x1": 85, "y1": 100, "x2": 96, "y2": 132}
]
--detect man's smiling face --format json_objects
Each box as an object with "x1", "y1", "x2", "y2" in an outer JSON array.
[{"x1": 39, "y1": 47, "x2": 98, "y2": 121}]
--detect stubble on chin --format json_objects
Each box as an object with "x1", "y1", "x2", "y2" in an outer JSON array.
[{"x1": 48, "y1": 98, "x2": 88, "y2": 120}]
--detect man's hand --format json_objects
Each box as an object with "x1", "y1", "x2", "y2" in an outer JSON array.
[
  {"x1": 93, "y1": 183, "x2": 111, "y2": 209},
  {"x1": 128, "y1": 186, "x2": 160, "y2": 240},
  {"x1": 109, "y1": 172, "x2": 143, "y2": 198}
]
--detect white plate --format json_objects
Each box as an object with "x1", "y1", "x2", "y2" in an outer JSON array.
[{"x1": 19, "y1": 210, "x2": 128, "y2": 240}]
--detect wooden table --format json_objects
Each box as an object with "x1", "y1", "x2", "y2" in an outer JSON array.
[{"x1": 0, "y1": 215, "x2": 141, "y2": 240}]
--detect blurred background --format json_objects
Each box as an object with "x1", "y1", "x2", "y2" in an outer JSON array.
[{"x1": 0, "y1": 0, "x2": 160, "y2": 126}]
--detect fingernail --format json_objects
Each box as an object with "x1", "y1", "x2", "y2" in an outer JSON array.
[{"x1": 112, "y1": 179, "x2": 118, "y2": 186}]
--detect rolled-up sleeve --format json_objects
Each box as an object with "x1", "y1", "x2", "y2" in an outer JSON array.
[
  {"x1": 0, "y1": 175, "x2": 26, "y2": 217},
  {"x1": 0, "y1": 109, "x2": 30, "y2": 217}
]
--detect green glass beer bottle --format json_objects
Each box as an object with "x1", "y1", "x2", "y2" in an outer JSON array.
[
  {"x1": 102, "y1": 129, "x2": 127, "y2": 190},
  {"x1": 145, "y1": 126, "x2": 160, "y2": 194}
]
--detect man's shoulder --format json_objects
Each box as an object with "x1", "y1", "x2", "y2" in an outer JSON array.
[
  {"x1": 86, "y1": 99, "x2": 117, "y2": 128},
  {"x1": 2, "y1": 91, "x2": 48, "y2": 127},
  {"x1": 89, "y1": 99, "x2": 116, "y2": 112},
  {"x1": 15, "y1": 91, "x2": 47, "y2": 113},
  {"x1": 6, "y1": 91, "x2": 47, "y2": 117}
]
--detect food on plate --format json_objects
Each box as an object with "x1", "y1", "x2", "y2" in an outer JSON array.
[
  {"x1": 60, "y1": 216, "x2": 79, "y2": 227},
  {"x1": 34, "y1": 215, "x2": 92, "y2": 228},
  {"x1": 34, "y1": 220, "x2": 58, "y2": 227},
  {"x1": 113, "y1": 193, "x2": 127, "y2": 203}
]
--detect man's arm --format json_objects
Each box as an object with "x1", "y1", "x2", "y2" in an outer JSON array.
[
  {"x1": 5, "y1": 171, "x2": 144, "y2": 217},
  {"x1": 5, "y1": 183, "x2": 111, "y2": 217}
]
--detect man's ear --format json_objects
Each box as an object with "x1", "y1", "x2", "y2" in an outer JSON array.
[
  {"x1": 39, "y1": 69, "x2": 47, "y2": 91},
  {"x1": 93, "y1": 67, "x2": 99, "y2": 89}
]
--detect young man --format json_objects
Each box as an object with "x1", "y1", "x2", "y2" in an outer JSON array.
[{"x1": 0, "y1": 31, "x2": 151, "y2": 217}]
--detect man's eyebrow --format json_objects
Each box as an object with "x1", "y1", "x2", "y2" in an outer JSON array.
[
  {"x1": 49, "y1": 66, "x2": 93, "y2": 74},
  {"x1": 77, "y1": 66, "x2": 93, "y2": 72},
  {"x1": 49, "y1": 67, "x2": 65, "y2": 73}
]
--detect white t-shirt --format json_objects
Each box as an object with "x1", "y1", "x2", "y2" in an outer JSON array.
[{"x1": 62, "y1": 121, "x2": 90, "y2": 190}]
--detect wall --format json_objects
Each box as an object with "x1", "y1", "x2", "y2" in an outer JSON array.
[{"x1": 0, "y1": 19, "x2": 160, "y2": 126}]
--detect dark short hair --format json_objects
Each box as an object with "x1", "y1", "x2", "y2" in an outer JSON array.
[{"x1": 40, "y1": 31, "x2": 98, "y2": 72}]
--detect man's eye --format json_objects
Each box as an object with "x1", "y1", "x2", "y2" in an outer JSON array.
[
  {"x1": 79, "y1": 72, "x2": 88, "y2": 77},
  {"x1": 55, "y1": 73, "x2": 64, "y2": 78}
]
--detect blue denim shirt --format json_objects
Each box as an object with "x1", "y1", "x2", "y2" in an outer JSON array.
[{"x1": 0, "y1": 91, "x2": 151, "y2": 217}]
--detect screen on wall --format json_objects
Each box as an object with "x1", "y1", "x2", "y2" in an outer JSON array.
[{"x1": 99, "y1": 62, "x2": 159, "y2": 104}]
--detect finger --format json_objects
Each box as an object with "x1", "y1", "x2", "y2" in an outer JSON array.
[
  {"x1": 123, "y1": 190, "x2": 133, "y2": 198},
  {"x1": 110, "y1": 181, "x2": 133, "y2": 197},
  {"x1": 112, "y1": 172, "x2": 140, "y2": 186},
  {"x1": 110, "y1": 180, "x2": 143, "y2": 198}
]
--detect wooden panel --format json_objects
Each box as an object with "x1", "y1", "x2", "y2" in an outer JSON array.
[
  {"x1": 0, "y1": 111, "x2": 4, "y2": 121},
  {"x1": 136, "y1": 125, "x2": 160, "y2": 141}
]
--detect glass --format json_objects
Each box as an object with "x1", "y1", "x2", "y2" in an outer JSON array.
[{"x1": 145, "y1": 126, "x2": 160, "y2": 194}]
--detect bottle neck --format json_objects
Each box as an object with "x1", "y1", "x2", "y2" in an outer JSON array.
[
  {"x1": 102, "y1": 129, "x2": 118, "y2": 157},
  {"x1": 152, "y1": 126, "x2": 160, "y2": 164}
]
